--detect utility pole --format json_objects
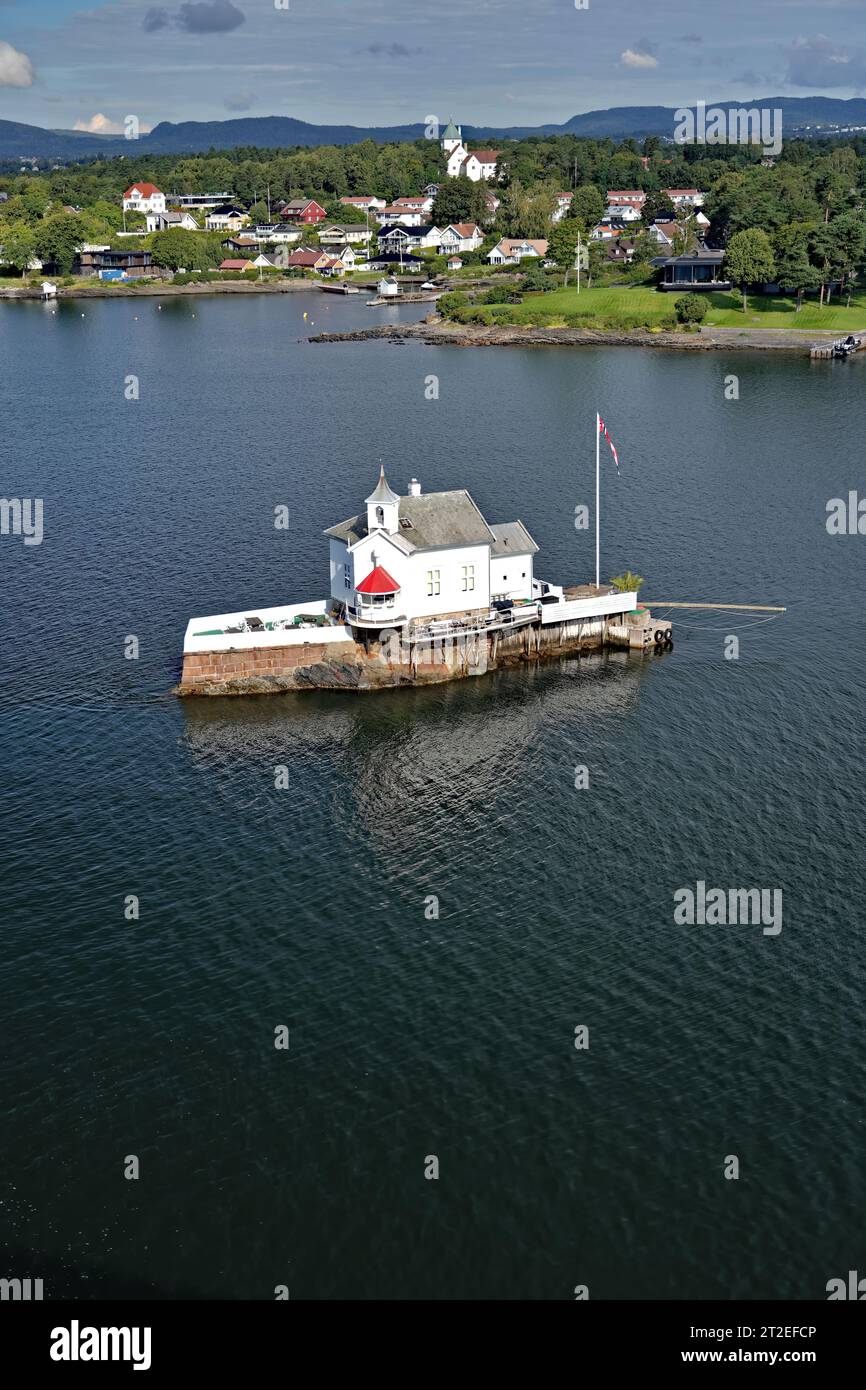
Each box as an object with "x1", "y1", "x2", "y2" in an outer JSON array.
[{"x1": 595, "y1": 413, "x2": 601, "y2": 590}]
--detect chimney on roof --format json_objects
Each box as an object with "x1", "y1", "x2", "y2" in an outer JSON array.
[{"x1": 408, "y1": 478, "x2": 421, "y2": 496}]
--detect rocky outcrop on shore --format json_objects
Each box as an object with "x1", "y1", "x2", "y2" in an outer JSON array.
[{"x1": 310, "y1": 318, "x2": 837, "y2": 353}]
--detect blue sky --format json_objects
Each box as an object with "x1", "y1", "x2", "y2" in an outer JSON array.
[{"x1": 2, "y1": 0, "x2": 866, "y2": 132}]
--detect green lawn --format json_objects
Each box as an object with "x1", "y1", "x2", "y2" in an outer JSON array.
[
  {"x1": 704, "y1": 290, "x2": 866, "y2": 329},
  {"x1": 510, "y1": 283, "x2": 866, "y2": 332}
]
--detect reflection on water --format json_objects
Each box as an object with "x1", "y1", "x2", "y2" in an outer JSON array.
[
  {"x1": 179, "y1": 653, "x2": 656, "y2": 849},
  {"x1": 2, "y1": 295, "x2": 865, "y2": 1299}
]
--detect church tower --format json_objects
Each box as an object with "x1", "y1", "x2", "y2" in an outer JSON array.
[
  {"x1": 441, "y1": 118, "x2": 463, "y2": 156},
  {"x1": 365, "y1": 466, "x2": 400, "y2": 535}
]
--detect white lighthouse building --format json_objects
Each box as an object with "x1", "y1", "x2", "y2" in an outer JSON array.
[
  {"x1": 326, "y1": 468, "x2": 537, "y2": 628},
  {"x1": 180, "y1": 464, "x2": 650, "y2": 693}
]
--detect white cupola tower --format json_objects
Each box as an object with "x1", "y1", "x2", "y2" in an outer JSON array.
[
  {"x1": 441, "y1": 118, "x2": 463, "y2": 155},
  {"x1": 366, "y1": 466, "x2": 400, "y2": 535}
]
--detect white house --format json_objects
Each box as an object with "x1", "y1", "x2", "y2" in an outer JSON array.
[
  {"x1": 332, "y1": 244, "x2": 358, "y2": 269},
  {"x1": 647, "y1": 221, "x2": 682, "y2": 248},
  {"x1": 376, "y1": 204, "x2": 425, "y2": 227},
  {"x1": 339, "y1": 195, "x2": 387, "y2": 212},
  {"x1": 170, "y1": 192, "x2": 232, "y2": 210},
  {"x1": 551, "y1": 193, "x2": 574, "y2": 223},
  {"x1": 437, "y1": 222, "x2": 484, "y2": 254},
  {"x1": 441, "y1": 120, "x2": 500, "y2": 182},
  {"x1": 663, "y1": 188, "x2": 706, "y2": 209},
  {"x1": 146, "y1": 209, "x2": 199, "y2": 232},
  {"x1": 607, "y1": 190, "x2": 646, "y2": 210},
  {"x1": 487, "y1": 238, "x2": 548, "y2": 265},
  {"x1": 378, "y1": 224, "x2": 443, "y2": 252},
  {"x1": 249, "y1": 224, "x2": 302, "y2": 245},
  {"x1": 393, "y1": 195, "x2": 434, "y2": 216},
  {"x1": 603, "y1": 203, "x2": 642, "y2": 224},
  {"x1": 318, "y1": 223, "x2": 371, "y2": 247},
  {"x1": 122, "y1": 183, "x2": 165, "y2": 215},
  {"x1": 325, "y1": 470, "x2": 538, "y2": 629}
]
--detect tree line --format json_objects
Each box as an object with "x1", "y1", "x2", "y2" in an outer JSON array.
[{"x1": 2, "y1": 132, "x2": 866, "y2": 293}]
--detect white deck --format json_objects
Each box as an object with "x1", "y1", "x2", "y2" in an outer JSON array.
[
  {"x1": 539, "y1": 591, "x2": 637, "y2": 624},
  {"x1": 183, "y1": 599, "x2": 353, "y2": 654},
  {"x1": 183, "y1": 589, "x2": 639, "y2": 654}
]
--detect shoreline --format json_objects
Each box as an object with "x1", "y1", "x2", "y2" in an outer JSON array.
[
  {"x1": 3, "y1": 281, "x2": 858, "y2": 354},
  {"x1": 0, "y1": 279, "x2": 315, "y2": 300},
  {"x1": 309, "y1": 318, "x2": 859, "y2": 354}
]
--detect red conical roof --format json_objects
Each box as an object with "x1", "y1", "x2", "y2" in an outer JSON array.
[{"x1": 356, "y1": 564, "x2": 400, "y2": 594}]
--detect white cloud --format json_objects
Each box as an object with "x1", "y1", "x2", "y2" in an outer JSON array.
[
  {"x1": 621, "y1": 49, "x2": 658, "y2": 70},
  {"x1": 73, "y1": 113, "x2": 153, "y2": 135},
  {"x1": 73, "y1": 112, "x2": 153, "y2": 134},
  {"x1": 73, "y1": 113, "x2": 121, "y2": 134},
  {"x1": 0, "y1": 40, "x2": 35, "y2": 87}
]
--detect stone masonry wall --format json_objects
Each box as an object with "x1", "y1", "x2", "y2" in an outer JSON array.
[{"x1": 176, "y1": 615, "x2": 627, "y2": 697}]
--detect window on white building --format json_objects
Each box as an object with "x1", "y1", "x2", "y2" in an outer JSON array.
[
  {"x1": 426, "y1": 569, "x2": 440, "y2": 597},
  {"x1": 461, "y1": 565, "x2": 475, "y2": 592}
]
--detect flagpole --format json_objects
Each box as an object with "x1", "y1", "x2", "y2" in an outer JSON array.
[{"x1": 595, "y1": 412, "x2": 600, "y2": 589}]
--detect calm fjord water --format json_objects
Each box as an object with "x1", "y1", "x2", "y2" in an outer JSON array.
[{"x1": 1, "y1": 292, "x2": 865, "y2": 1300}]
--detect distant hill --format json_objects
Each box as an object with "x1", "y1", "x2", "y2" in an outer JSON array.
[
  {"x1": 0, "y1": 119, "x2": 120, "y2": 160},
  {"x1": 143, "y1": 115, "x2": 428, "y2": 152},
  {"x1": 558, "y1": 97, "x2": 866, "y2": 138},
  {"x1": 3, "y1": 97, "x2": 866, "y2": 164}
]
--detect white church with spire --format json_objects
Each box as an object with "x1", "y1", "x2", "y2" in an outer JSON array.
[
  {"x1": 325, "y1": 469, "x2": 538, "y2": 628},
  {"x1": 441, "y1": 119, "x2": 501, "y2": 182}
]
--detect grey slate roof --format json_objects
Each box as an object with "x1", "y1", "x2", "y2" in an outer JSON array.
[
  {"x1": 489, "y1": 520, "x2": 539, "y2": 557},
  {"x1": 325, "y1": 489, "x2": 497, "y2": 553}
]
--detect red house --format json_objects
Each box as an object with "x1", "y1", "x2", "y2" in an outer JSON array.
[{"x1": 280, "y1": 198, "x2": 327, "y2": 224}]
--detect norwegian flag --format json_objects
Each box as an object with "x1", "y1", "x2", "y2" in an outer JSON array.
[{"x1": 598, "y1": 415, "x2": 621, "y2": 475}]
